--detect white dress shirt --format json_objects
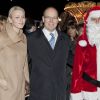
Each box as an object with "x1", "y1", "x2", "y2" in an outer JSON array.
[{"x1": 42, "y1": 28, "x2": 58, "y2": 46}]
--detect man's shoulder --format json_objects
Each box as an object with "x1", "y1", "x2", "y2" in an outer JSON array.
[
  {"x1": 27, "y1": 28, "x2": 42, "y2": 38},
  {"x1": 58, "y1": 31, "x2": 70, "y2": 42},
  {"x1": 58, "y1": 31, "x2": 71, "y2": 48}
]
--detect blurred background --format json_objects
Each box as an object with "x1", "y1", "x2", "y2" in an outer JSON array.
[{"x1": 0, "y1": 0, "x2": 99, "y2": 28}]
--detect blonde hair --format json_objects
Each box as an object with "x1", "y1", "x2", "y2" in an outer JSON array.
[
  {"x1": 7, "y1": 6, "x2": 25, "y2": 23},
  {"x1": 8, "y1": 6, "x2": 25, "y2": 18}
]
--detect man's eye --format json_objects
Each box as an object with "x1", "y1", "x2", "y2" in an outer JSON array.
[{"x1": 15, "y1": 17, "x2": 19, "y2": 19}]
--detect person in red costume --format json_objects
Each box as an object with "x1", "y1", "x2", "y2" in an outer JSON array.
[{"x1": 70, "y1": 6, "x2": 100, "y2": 100}]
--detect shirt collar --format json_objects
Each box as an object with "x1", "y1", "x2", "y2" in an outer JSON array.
[{"x1": 42, "y1": 28, "x2": 58, "y2": 41}]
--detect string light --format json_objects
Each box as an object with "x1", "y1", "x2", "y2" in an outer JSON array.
[{"x1": 64, "y1": 1, "x2": 97, "y2": 22}]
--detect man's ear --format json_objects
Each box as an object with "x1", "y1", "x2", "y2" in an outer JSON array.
[{"x1": 42, "y1": 16, "x2": 44, "y2": 23}]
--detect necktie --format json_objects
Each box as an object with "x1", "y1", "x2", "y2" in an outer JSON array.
[{"x1": 49, "y1": 33, "x2": 55, "y2": 49}]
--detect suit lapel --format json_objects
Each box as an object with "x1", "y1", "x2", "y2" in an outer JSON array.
[
  {"x1": 38, "y1": 30, "x2": 56, "y2": 59},
  {"x1": 37, "y1": 29, "x2": 63, "y2": 60}
]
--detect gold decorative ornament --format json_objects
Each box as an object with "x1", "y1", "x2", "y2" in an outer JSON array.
[{"x1": 64, "y1": 1, "x2": 97, "y2": 22}]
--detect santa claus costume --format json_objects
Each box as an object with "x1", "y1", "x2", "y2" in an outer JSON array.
[{"x1": 70, "y1": 6, "x2": 100, "y2": 100}]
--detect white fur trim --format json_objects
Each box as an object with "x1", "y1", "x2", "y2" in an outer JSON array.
[
  {"x1": 70, "y1": 92, "x2": 83, "y2": 100},
  {"x1": 97, "y1": 46, "x2": 100, "y2": 81},
  {"x1": 89, "y1": 11, "x2": 100, "y2": 18},
  {"x1": 82, "y1": 91, "x2": 98, "y2": 100},
  {"x1": 78, "y1": 40, "x2": 87, "y2": 47}
]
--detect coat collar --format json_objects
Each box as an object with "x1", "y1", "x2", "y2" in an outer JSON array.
[
  {"x1": 37, "y1": 28, "x2": 62, "y2": 39},
  {"x1": 5, "y1": 22, "x2": 25, "y2": 43}
]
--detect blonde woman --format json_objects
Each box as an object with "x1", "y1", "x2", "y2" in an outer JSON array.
[{"x1": 0, "y1": 6, "x2": 29, "y2": 100}]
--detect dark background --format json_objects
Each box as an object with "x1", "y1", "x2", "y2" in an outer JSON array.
[
  {"x1": 0, "y1": 0, "x2": 97, "y2": 20},
  {"x1": 0, "y1": 0, "x2": 68, "y2": 20}
]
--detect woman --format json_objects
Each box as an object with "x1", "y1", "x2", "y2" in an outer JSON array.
[
  {"x1": 65, "y1": 20, "x2": 78, "y2": 100},
  {"x1": 0, "y1": 6, "x2": 29, "y2": 100}
]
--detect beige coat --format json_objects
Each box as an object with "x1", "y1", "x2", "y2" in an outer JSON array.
[{"x1": 0, "y1": 23, "x2": 29, "y2": 100}]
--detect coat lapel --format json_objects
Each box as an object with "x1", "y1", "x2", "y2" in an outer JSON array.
[
  {"x1": 0, "y1": 23, "x2": 26, "y2": 51},
  {"x1": 37, "y1": 29, "x2": 63, "y2": 60}
]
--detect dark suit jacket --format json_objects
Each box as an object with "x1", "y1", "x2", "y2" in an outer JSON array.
[{"x1": 27, "y1": 28, "x2": 70, "y2": 100}]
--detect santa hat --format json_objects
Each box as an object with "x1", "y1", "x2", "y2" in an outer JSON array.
[{"x1": 79, "y1": 6, "x2": 100, "y2": 47}]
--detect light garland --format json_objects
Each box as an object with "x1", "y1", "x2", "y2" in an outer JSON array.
[{"x1": 64, "y1": 1, "x2": 97, "y2": 22}]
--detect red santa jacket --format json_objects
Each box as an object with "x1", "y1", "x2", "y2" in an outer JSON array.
[{"x1": 71, "y1": 35, "x2": 97, "y2": 93}]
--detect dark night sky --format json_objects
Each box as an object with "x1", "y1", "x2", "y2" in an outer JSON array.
[
  {"x1": 0, "y1": 0, "x2": 97, "y2": 20},
  {"x1": 0, "y1": 0, "x2": 68, "y2": 20}
]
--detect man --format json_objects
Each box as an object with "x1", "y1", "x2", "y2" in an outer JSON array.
[
  {"x1": 27, "y1": 7, "x2": 70, "y2": 100},
  {"x1": 70, "y1": 6, "x2": 100, "y2": 100}
]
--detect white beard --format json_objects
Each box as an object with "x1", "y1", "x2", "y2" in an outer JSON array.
[{"x1": 87, "y1": 22, "x2": 100, "y2": 47}]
